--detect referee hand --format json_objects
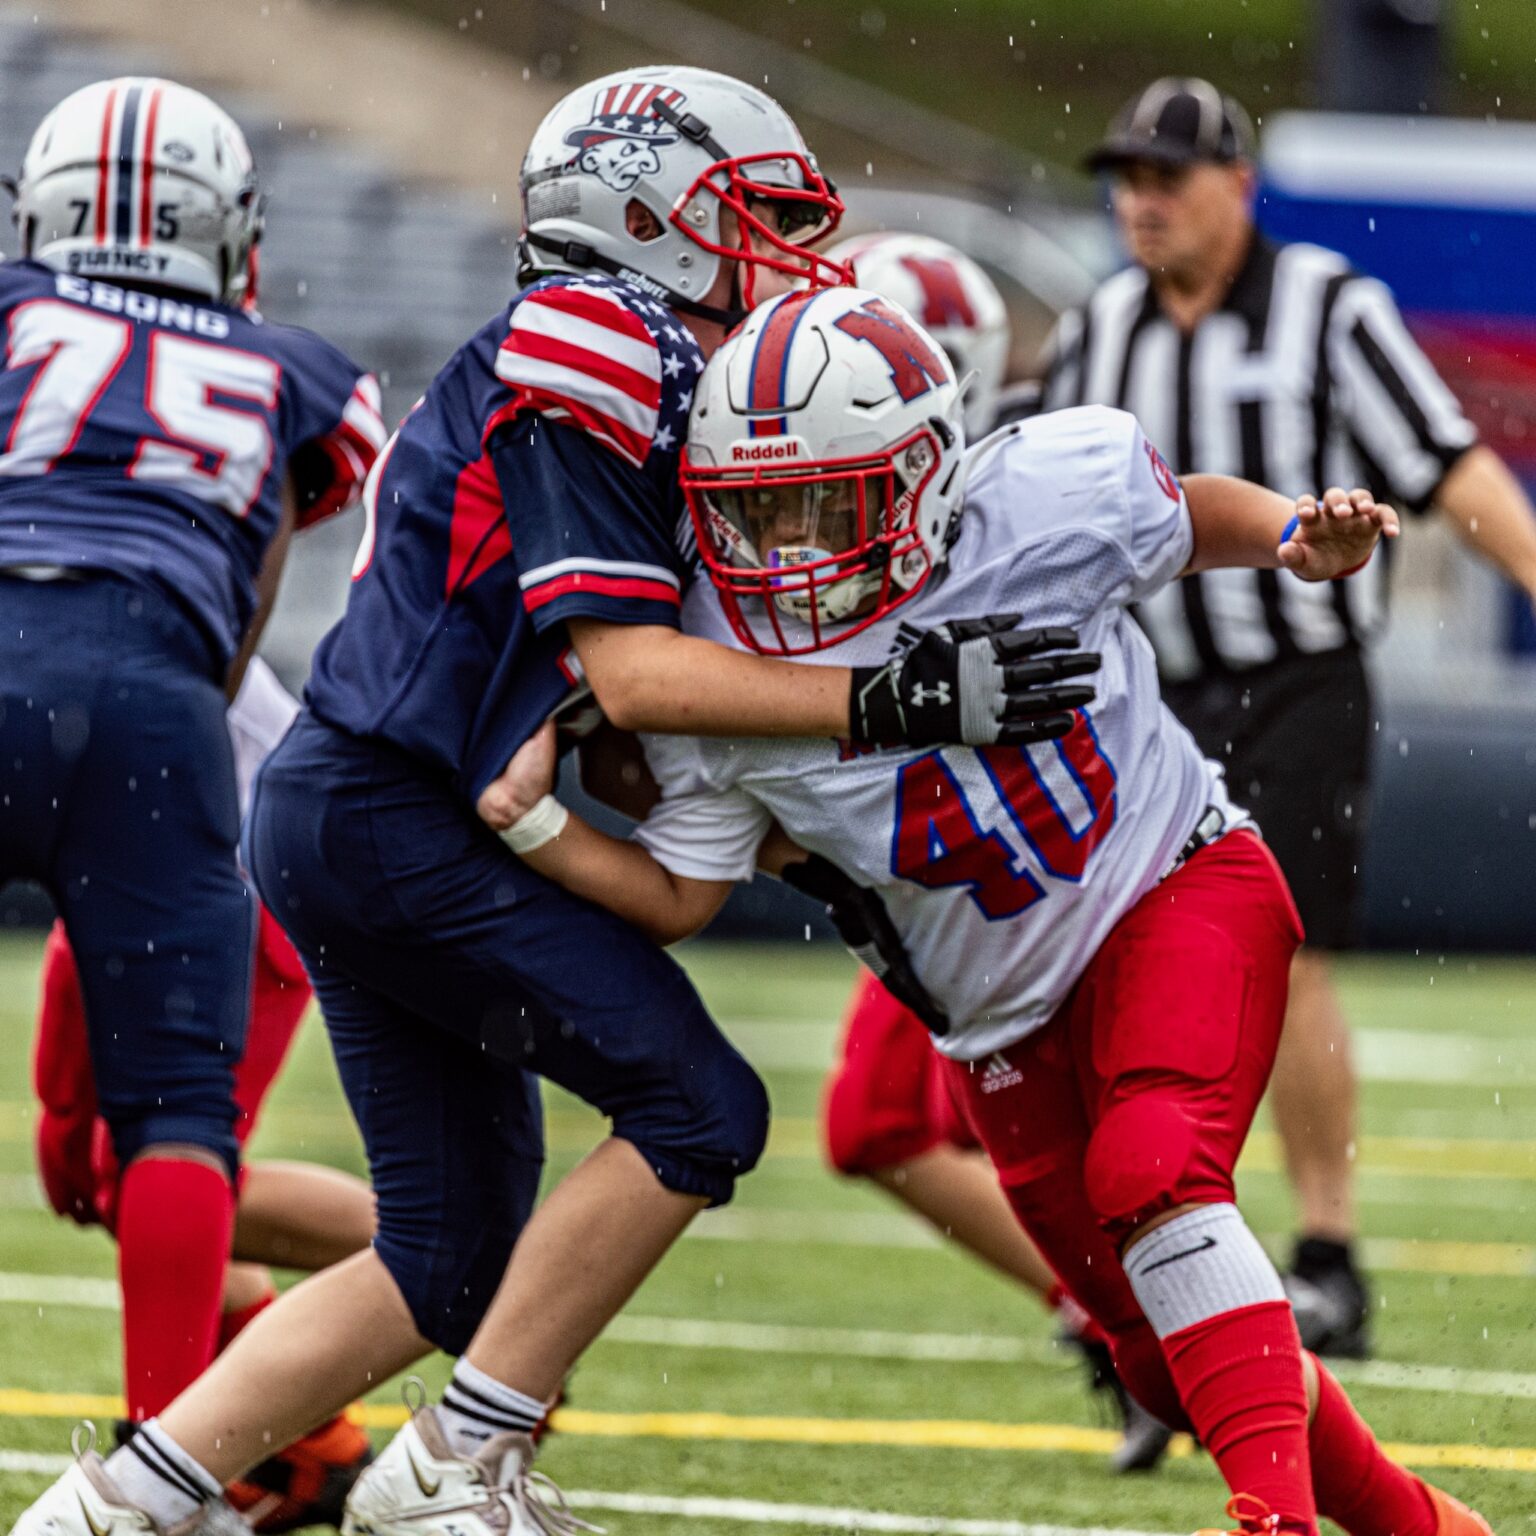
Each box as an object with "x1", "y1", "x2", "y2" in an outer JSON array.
[{"x1": 1280, "y1": 487, "x2": 1400, "y2": 581}]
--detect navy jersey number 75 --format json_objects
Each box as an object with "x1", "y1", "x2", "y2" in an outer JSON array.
[{"x1": 0, "y1": 259, "x2": 383, "y2": 665}]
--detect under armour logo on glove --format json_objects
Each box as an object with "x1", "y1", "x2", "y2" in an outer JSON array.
[{"x1": 848, "y1": 614, "x2": 1100, "y2": 748}]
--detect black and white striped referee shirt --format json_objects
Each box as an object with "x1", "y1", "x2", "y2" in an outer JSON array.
[{"x1": 1040, "y1": 235, "x2": 1478, "y2": 681}]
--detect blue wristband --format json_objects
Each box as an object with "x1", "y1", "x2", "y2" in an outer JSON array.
[{"x1": 1280, "y1": 513, "x2": 1300, "y2": 546}]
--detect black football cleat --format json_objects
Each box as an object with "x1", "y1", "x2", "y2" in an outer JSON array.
[
  {"x1": 1283, "y1": 1238, "x2": 1371, "y2": 1359},
  {"x1": 1061, "y1": 1326, "x2": 1174, "y2": 1474}
]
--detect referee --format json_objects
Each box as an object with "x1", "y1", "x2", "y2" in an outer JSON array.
[{"x1": 1043, "y1": 77, "x2": 1536, "y2": 1357}]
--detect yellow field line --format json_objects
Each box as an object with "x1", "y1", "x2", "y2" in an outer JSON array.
[{"x1": 1, "y1": 1390, "x2": 1533, "y2": 1475}]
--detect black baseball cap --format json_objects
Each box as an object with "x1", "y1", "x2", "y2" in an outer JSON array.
[{"x1": 1085, "y1": 77, "x2": 1255, "y2": 174}]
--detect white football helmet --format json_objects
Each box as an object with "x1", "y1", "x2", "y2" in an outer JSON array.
[
  {"x1": 682, "y1": 285, "x2": 966, "y2": 655},
  {"x1": 13, "y1": 77, "x2": 263, "y2": 304},
  {"x1": 520, "y1": 66, "x2": 851, "y2": 324},
  {"x1": 828, "y1": 232, "x2": 1010, "y2": 439}
]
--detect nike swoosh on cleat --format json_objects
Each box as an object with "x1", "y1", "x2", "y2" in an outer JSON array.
[
  {"x1": 404, "y1": 1449, "x2": 441, "y2": 1500},
  {"x1": 77, "y1": 1494, "x2": 113, "y2": 1536},
  {"x1": 1135, "y1": 1235, "x2": 1218, "y2": 1274}
]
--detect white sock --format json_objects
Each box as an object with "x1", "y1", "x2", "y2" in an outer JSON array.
[
  {"x1": 1122, "y1": 1203, "x2": 1285, "y2": 1339},
  {"x1": 437, "y1": 1359, "x2": 546, "y2": 1457},
  {"x1": 104, "y1": 1420, "x2": 222, "y2": 1528}
]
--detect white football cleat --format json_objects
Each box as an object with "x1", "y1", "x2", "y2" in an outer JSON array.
[
  {"x1": 341, "y1": 1407, "x2": 596, "y2": 1536},
  {"x1": 10, "y1": 1444, "x2": 250, "y2": 1536}
]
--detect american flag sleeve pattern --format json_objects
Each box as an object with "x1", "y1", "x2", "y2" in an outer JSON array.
[{"x1": 490, "y1": 275, "x2": 702, "y2": 630}]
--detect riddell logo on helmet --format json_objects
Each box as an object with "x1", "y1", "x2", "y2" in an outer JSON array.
[{"x1": 729, "y1": 439, "x2": 807, "y2": 462}]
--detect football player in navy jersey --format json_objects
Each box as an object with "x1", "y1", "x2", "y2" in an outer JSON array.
[
  {"x1": 0, "y1": 72, "x2": 381, "y2": 1494},
  {"x1": 12, "y1": 66, "x2": 1101, "y2": 1536}
]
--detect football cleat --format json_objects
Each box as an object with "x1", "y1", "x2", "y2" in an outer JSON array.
[
  {"x1": 226, "y1": 1412, "x2": 375, "y2": 1533},
  {"x1": 340, "y1": 1406, "x2": 596, "y2": 1536},
  {"x1": 9, "y1": 1437, "x2": 251, "y2": 1536},
  {"x1": 1281, "y1": 1263, "x2": 1370, "y2": 1359},
  {"x1": 1059, "y1": 1324, "x2": 1174, "y2": 1474},
  {"x1": 1422, "y1": 1481, "x2": 1495, "y2": 1536}
]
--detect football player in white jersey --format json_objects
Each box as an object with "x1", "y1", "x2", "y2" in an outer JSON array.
[
  {"x1": 484, "y1": 287, "x2": 1492, "y2": 1536},
  {"x1": 824, "y1": 230, "x2": 1173, "y2": 1473}
]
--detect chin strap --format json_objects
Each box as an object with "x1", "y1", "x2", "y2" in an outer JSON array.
[{"x1": 519, "y1": 232, "x2": 745, "y2": 328}]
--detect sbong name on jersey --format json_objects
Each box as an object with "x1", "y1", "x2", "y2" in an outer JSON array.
[{"x1": 54, "y1": 271, "x2": 232, "y2": 338}]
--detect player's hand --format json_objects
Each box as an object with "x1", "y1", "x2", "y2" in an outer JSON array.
[
  {"x1": 1280, "y1": 487, "x2": 1400, "y2": 581},
  {"x1": 848, "y1": 615, "x2": 1099, "y2": 748},
  {"x1": 478, "y1": 721, "x2": 558, "y2": 832},
  {"x1": 781, "y1": 853, "x2": 950, "y2": 1036}
]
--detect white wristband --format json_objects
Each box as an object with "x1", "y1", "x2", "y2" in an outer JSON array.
[{"x1": 499, "y1": 794, "x2": 569, "y2": 855}]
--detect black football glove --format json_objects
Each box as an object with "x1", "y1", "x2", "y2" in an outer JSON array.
[
  {"x1": 848, "y1": 615, "x2": 1099, "y2": 749},
  {"x1": 781, "y1": 853, "x2": 950, "y2": 1037}
]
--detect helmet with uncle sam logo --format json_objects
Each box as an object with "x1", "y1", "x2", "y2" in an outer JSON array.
[
  {"x1": 520, "y1": 66, "x2": 851, "y2": 326},
  {"x1": 682, "y1": 285, "x2": 968, "y2": 655},
  {"x1": 12, "y1": 77, "x2": 264, "y2": 305}
]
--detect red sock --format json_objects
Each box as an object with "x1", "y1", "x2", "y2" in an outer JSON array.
[
  {"x1": 117, "y1": 1156, "x2": 234, "y2": 1420},
  {"x1": 1309, "y1": 1360, "x2": 1437, "y2": 1536},
  {"x1": 217, "y1": 1289, "x2": 275, "y2": 1354},
  {"x1": 1162, "y1": 1299, "x2": 1316, "y2": 1533}
]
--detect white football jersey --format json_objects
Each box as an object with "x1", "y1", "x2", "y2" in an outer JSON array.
[{"x1": 638, "y1": 405, "x2": 1251, "y2": 1061}]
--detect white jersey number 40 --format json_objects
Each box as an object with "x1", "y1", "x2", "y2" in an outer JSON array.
[{"x1": 892, "y1": 713, "x2": 1119, "y2": 918}]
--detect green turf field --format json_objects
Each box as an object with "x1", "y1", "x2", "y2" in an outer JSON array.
[{"x1": 0, "y1": 933, "x2": 1533, "y2": 1534}]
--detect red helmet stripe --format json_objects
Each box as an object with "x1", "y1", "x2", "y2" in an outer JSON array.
[
  {"x1": 618, "y1": 82, "x2": 644, "y2": 115},
  {"x1": 898, "y1": 254, "x2": 977, "y2": 329},
  {"x1": 94, "y1": 85, "x2": 118, "y2": 244},
  {"x1": 746, "y1": 292, "x2": 819, "y2": 438},
  {"x1": 138, "y1": 86, "x2": 162, "y2": 249}
]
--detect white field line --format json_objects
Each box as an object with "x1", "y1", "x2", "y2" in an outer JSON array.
[
  {"x1": 565, "y1": 1491, "x2": 1175, "y2": 1536},
  {"x1": 0, "y1": 1450, "x2": 69, "y2": 1476},
  {"x1": 602, "y1": 1316, "x2": 1536, "y2": 1402},
  {"x1": 2, "y1": 1271, "x2": 1526, "y2": 1403},
  {"x1": 603, "y1": 1315, "x2": 1055, "y2": 1366},
  {"x1": 723, "y1": 1021, "x2": 1536, "y2": 1088},
  {"x1": 684, "y1": 1210, "x2": 1536, "y2": 1278},
  {"x1": 0, "y1": 1456, "x2": 1175, "y2": 1536}
]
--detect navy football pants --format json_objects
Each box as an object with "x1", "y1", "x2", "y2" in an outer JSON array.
[
  {"x1": 0, "y1": 575, "x2": 250, "y2": 1177},
  {"x1": 246, "y1": 711, "x2": 769, "y2": 1355}
]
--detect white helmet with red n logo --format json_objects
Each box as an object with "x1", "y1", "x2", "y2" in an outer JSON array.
[
  {"x1": 520, "y1": 66, "x2": 851, "y2": 325},
  {"x1": 682, "y1": 286, "x2": 966, "y2": 655},
  {"x1": 14, "y1": 77, "x2": 263, "y2": 304},
  {"x1": 827, "y1": 232, "x2": 1009, "y2": 440}
]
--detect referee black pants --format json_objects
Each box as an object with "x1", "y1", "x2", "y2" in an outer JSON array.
[{"x1": 1163, "y1": 647, "x2": 1373, "y2": 951}]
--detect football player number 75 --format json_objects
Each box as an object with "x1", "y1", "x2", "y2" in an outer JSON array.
[
  {"x1": 892, "y1": 712, "x2": 1119, "y2": 920},
  {"x1": 0, "y1": 299, "x2": 280, "y2": 516}
]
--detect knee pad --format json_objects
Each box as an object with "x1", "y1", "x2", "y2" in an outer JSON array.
[
  {"x1": 1108, "y1": 1318, "x2": 1193, "y2": 1434},
  {"x1": 823, "y1": 979, "x2": 949, "y2": 1177},
  {"x1": 1083, "y1": 1095, "x2": 1197, "y2": 1238},
  {"x1": 373, "y1": 1150, "x2": 542, "y2": 1356},
  {"x1": 823, "y1": 1062, "x2": 945, "y2": 1177},
  {"x1": 376, "y1": 1219, "x2": 521, "y2": 1357},
  {"x1": 622, "y1": 1050, "x2": 771, "y2": 1209}
]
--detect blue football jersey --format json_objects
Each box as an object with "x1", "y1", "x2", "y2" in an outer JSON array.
[
  {"x1": 305, "y1": 274, "x2": 702, "y2": 802},
  {"x1": 0, "y1": 261, "x2": 383, "y2": 663}
]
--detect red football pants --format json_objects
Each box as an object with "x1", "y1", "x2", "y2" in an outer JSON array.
[
  {"x1": 823, "y1": 969, "x2": 977, "y2": 1176},
  {"x1": 34, "y1": 908, "x2": 314, "y2": 1227},
  {"x1": 944, "y1": 830, "x2": 1303, "y2": 1427}
]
